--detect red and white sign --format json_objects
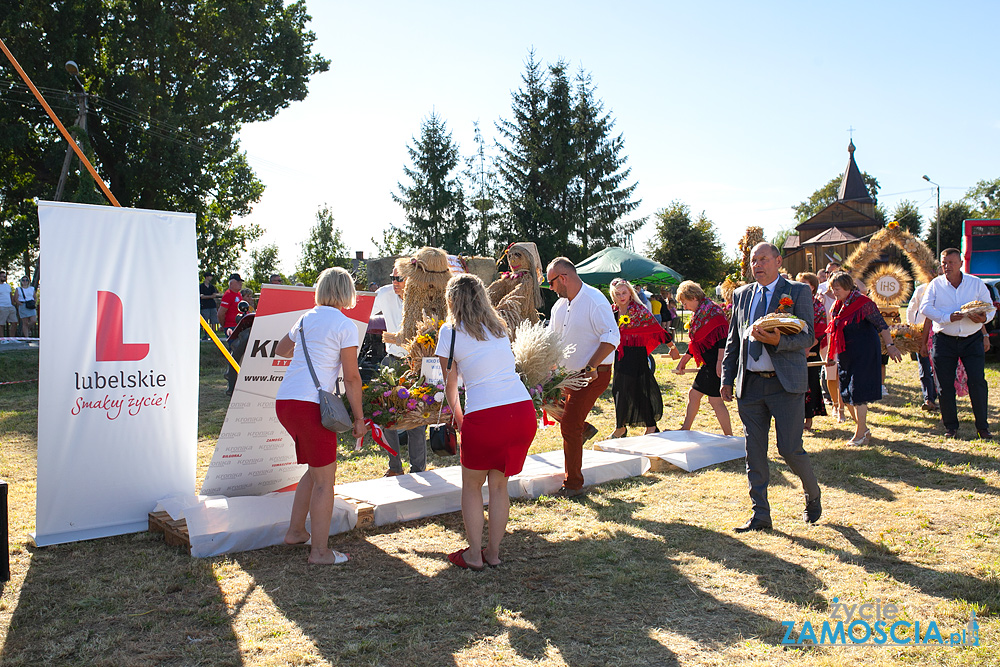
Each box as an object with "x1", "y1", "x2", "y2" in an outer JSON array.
[
  {"x1": 33, "y1": 201, "x2": 199, "y2": 546},
  {"x1": 201, "y1": 285, "x2": 374, "y2": 497}
]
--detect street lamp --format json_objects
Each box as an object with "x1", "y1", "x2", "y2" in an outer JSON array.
[
  {"x1": 923, "y1": 175, "x2": 941, "y2": 257},
  {"x1": 54, "y1": 60, "x2": 89, "y2": 201}
]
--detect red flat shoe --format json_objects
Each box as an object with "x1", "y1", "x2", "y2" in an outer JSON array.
[{"x1": 448, "y1": 548, "x2": 484, "y2": 571}]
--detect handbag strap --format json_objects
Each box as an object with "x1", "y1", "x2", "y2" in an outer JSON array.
[
  {"x1": 436, "y1": 326, "x2": 458, "y2": 424},
  {"x1": 298, "y1": 318, "x2": 343, "y2": 396}
]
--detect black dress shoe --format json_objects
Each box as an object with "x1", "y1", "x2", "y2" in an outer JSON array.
[
  {"x1": 978, "y1": 430, "x2": 995, "y2": 441},
  {"x1": 804, "y1": 495, "x2": 822, "y2": 524},
  {"x1": 734, "y1": 517, "x2": 772, "y2": 533},
  {"x1": 582, "y1": 423, "x2": 599, "y2": 443},
  {"x1": 944, "y1": 429, "x2": 958, "y2": 438}
]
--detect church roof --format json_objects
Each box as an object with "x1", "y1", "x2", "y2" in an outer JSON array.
[
  {"x1": 804, "y1": 226, "x2": 859, "y2": 245},
  {"x1": 837, "y1": 140, "x2": 874, "y2": 203}
]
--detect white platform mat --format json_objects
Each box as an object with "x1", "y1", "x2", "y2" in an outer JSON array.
[
  {"x1": 156, "y1": 492, "x2": 357, "y2": 558},
  {"x1": 595, "y1": 430, "x2": 746, "y2": 472},
  {"x1": 335, "y1": 449, "x2": 649, "y2": 527},
  {"x1": 159, "y1": 449, "x2": 646, "y2": 557}
]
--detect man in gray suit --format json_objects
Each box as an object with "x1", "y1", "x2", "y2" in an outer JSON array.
[{"x1": 721, "y1": 242, "x2": 822, "y2": 532}]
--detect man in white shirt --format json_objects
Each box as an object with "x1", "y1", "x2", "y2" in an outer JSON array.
[
  {"x1": 906, "y1": 281, "x2": 938, "y2": 411},
  {"x1": 546, "y1": 257, "x2": 620, "y2": 497},
  {"x1": 371, "y1": 258, "x2": 427, "y2": 475},
  {"x1": 919, "y1": 248, "x2": 996, "y2": 439},
  {"x1": 0, "y1": 271, "x2": 17, "y2": 337}
]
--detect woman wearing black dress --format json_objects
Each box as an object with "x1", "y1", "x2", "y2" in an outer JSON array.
[{"x1": 674, "y1": 281, "x2": 732, "y2": 435}]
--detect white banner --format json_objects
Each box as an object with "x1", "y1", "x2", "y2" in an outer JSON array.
[
  {"x1": 33, "y1": 201, "x2": 199, "y2": 546},
  {"x1": 200, "y1": 285, "x2": 374, "y2": 497}
]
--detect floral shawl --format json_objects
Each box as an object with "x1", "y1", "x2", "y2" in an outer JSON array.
[
  {"x1": 612, "y1": 301, "x2": 667, "y2": 358},
  {"x1": 685, "y1": 298, "x2": 728, "y2": 366},
  {"x1": 812, "y1": 295, "x2": 827, "y2": 345},
  {"x1": 826, "y1": 289, "x2": 880, "y2": 357}
]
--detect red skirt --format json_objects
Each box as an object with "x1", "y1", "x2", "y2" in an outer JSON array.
[
  {"x1": 460, "y1": 400, "x2": 537, "y2": 476},
  {"x1": 275, "y1": 399, "x2": 339, "y2": 468}
]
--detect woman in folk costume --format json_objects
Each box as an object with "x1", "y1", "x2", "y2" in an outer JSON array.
[
  {"x1": 609, "y1": 279, "x2": 670, "y2": 437},
  {"x1": 826, "y1": 271, "x2": 902, "y2": 446},
  {"x1": 674, "y1": 280, "x2": 733, "y2": 435},
  {"x1": 796, "y1": 272, "x2": 828, "y2": 430}
]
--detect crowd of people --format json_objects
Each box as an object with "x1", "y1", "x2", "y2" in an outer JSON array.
[
  {"x1": 245, "y1": 243, "x2": 994, "y2": 565},
  {"x1": 0, "y1": 270, "x2": 39, "y2": 338}
]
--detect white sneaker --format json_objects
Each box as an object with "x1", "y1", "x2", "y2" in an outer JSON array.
[{"x1": 882, "y1": 385, "x2": 888, "y2": 398}]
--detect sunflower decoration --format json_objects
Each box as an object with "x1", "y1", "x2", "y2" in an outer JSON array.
[
  {"x1": 618, "y1": 314, "x2": 632, "y2": 327},
  {"x1": 404, "y1": 315, "x2": 445, "y2": 374},
  {"x1": 863, "y1": 263, "x2": 913, "y2": 307}
]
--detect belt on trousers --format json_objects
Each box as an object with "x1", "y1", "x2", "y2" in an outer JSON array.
[{"x1": 748, "y1": 370, "x2": 777, "y2": 378}]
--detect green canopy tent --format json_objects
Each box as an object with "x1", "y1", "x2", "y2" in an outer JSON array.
[{"x1": 573, "y1": 247, "x2": 683, "y2": 287}]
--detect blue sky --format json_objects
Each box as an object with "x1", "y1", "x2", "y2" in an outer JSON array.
[{"x1": 238, "y1": 1, "x2": 1000, "y2": 274}]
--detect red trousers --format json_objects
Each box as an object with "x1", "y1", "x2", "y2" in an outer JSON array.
[{"x1": 559, "y1": 366, "x2": 611, "y2": 489}]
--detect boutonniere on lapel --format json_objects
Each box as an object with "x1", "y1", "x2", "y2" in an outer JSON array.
[{"x1": 754, "y1": 293, "x2": 806, "y2": 334}]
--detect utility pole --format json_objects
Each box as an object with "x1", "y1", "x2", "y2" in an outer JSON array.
[
  {"x1": 923, "y1": 175, "x2": 941, "y2": 257},
  {"x1": 54, "y1": 60, "x2": 88, "y2": 201}
]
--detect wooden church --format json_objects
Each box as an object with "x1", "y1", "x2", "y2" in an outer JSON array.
[{"x1": 782, "y1": 141, "x2": 886, "y2": 276}]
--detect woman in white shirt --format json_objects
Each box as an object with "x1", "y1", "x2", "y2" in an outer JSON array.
[
  {"x1": 435, "y1": 274, "x2": 536, "y2": 570},
  {"x1": 15, "y1": 277, "x2": 37, "y2": 337},
  {"x1": 274, "y1": 267, "x2": 366, "y2": 565}
]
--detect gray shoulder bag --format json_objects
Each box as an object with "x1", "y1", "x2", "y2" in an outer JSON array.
[{"x1": 299, "y1": 320, "x2": 353, "y2": 433}]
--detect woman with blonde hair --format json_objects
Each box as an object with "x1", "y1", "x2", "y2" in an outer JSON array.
[
  {"x1": 274, "y1": 267, "x2": 366, "y2": 564},
  {"x1": 435, "y1": 273, "x2": 536, "y2": 570},
  {"x1": 674, "y1": 280, "x2": 732, "y2": 435},
  {"x1": 609, "y1": 278, "x2": 668, "y2": 437}
]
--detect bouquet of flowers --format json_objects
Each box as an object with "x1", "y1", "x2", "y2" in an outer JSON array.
[
  {"x1": 354, "y1": 365, "x2": 452, "y2": 431},
  {"x1": 404, "y1": 315, "x2": 444, "y2": 374},
  {"x1": 883, "y1": 324, "x2": 921, "y2": 355},
  {"x1": 512, "y1": 321, "x2": 591, "y2": 421}
]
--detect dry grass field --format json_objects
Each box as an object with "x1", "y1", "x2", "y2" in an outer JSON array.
[{"x1": 1, "y1": 340, "x2": 999, "y2": 666}]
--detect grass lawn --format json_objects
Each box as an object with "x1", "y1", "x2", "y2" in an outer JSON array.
[{"x1": 1, "y1": 341, "x2": 999, "y2": 666}]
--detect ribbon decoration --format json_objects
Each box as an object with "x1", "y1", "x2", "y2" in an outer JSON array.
[
  {"x1": 356, "y1": 418, "x2": 398, "y2": 457},
  {"x1": 541, "y1": 409, "x2": 556, "y2": 426}
]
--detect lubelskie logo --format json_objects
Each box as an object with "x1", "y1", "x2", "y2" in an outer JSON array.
[{"x1": 96, "y1": 291, "x2": 149, "y2": 361}]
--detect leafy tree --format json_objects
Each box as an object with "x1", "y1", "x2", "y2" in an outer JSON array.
[
  {"x1": 645, "y1": 201, "x2": 726, "y2": 288},
  {"x1": 0, "y1": 0, "x2": 328, "y2": 277},
  {"x1": 890, "y1": 200, "x2": 923, "y2": 237},
  {"x1": 792, "y1": 172, "x2": 882, "y2": 223},
  {"x1": 371, "y1": 227, "x2": 411, "y2": 258},
  {"x1": 392, "y1": 111, "x2": 469, "y2": 252},
  {"x1": 771, "y1": 225, "x2": 797, "y2": 253},
  {"x1": 296, "y1": 205, "x2": 349, "y2": 285},
  {"x1": 965, "y1": 177, "x2": 1000, "y2": 219},
  {"x1": 463, "y1": 121, "x2": 502, "y2": 256},
  {"x1": 245, "y1": 244, "x2": 281, "y2": 291},
  {"x1": 925, "y1": 201, "x2": 974, "y2": 255},
  {"x1": 571, "y1": 68, "x2": 644, "y2": 256}
]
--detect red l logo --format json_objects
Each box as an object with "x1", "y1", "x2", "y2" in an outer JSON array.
[{"x1": 96, "y1": 291, "x2": 149, "y2": 362}]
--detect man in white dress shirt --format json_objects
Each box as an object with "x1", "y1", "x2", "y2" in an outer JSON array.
[
  {"x1": 372, "y1": 258, "x2": 427, "y2": 474},
  {"x1": 919, "y1": 248, "x2": 996, "y2": 439},
  {"x1": 906, "y1": 280, "x2": 938, "y2": 411},
  {"x1": 546, "y1": 257, "x2": 620, "y2": 497}
]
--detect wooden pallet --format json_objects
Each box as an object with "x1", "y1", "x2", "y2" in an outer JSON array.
[
  {"x1": 148, "y1": 510, "x2": 191, "y2": 553},
  {"x1": 147, "y1": 496, "x2": 375, "y2": 555},
  {"x1": 646, "y1": 457, "x2": 685, "y2": 474}
]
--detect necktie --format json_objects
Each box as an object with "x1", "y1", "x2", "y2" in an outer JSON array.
[{"x1": 749, "y1": 285, "x2": 769, "y2": 361}]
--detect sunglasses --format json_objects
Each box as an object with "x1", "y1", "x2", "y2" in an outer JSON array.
[{"x1": 391, "y1": 276, "x2": 405, "y2": 283}]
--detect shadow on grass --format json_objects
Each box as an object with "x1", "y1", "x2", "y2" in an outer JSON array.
[
  {"x1": 242, "y1": 477, "x2": 824, "y2": 665},
  {"x1": 787, "y1": 524, "x2": 1000, "y2": 616},
  {"x1": 0, "y1": 535, "x2": 244, "y2": 667}
]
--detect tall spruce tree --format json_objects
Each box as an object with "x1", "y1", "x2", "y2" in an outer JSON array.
[
  {"x1": 392, "y1": 111, "x2": 469, "y2": 252},
  {"x1": 572, "y1": 69, "x2": 643, "y2": 256},
  {"x1": 463, "y1": 122, "x2": 502, "y2": 256},
  {"x1": 496, "y1": 52, "x2": 643, "y2": 263},
  {"x1": 496, "y1": 50, "x2": 551, "y2": 257}
]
